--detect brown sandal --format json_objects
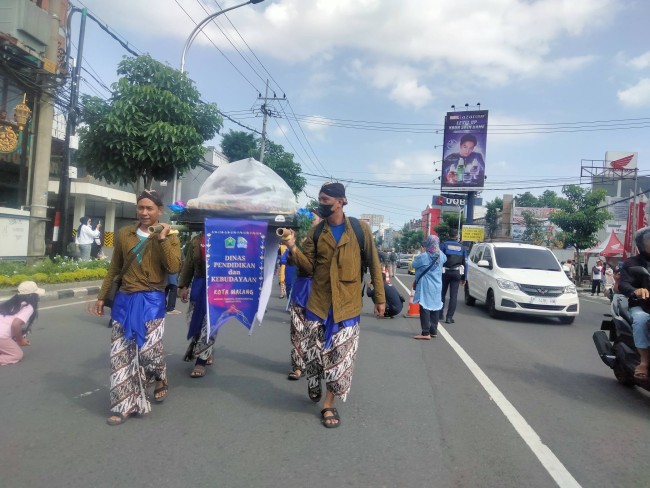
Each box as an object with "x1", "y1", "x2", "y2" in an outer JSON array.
[
  {"x1": 287, "y1": 370, "x2": 301, "y2": 380},
  {"x1": 106, "y1": 412, "x2": 130, "y2": 426},
  {"x1": 154, "y1": 379, "x2": 168, "y2": 402},
  {"x1": 190, "y1": 365, "x2": 206, "y2": 378}
]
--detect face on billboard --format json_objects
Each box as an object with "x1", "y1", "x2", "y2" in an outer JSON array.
[{"x1": 441, "y1": 110, "x2": 488, "y2": 192}]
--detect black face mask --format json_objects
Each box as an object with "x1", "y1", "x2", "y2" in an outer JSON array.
[{"x1": 318, "y1": 203, "x2": 335, "y2": 218}]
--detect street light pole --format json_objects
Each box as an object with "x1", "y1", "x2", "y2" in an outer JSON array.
[{"x1": 172, "y1": 0, "x2": 265, "y2": 202}]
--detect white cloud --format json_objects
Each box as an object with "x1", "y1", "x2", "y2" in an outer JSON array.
[
  {"x1": 300, "y1": 116, "x2": 329, "y2": 141},
  {"x1": 81, "y1": 0, "x2": 613, "y2": 104},
  {"x1": 370, "y1": 152, "x2": 436, "y2": 183},
  {"x1": 628, "y1": 51, "x2": 650, "y2": 70},
  {"x1": 617, "y1": 79, "x2": 650, "y2": 107}
]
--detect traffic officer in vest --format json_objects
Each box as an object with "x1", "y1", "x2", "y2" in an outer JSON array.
[{"x1": 440, "y1": 232, "x2": 467, "y2": 324}]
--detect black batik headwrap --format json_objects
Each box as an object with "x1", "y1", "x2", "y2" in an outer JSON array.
[
  {"x1": 320, "y1": 182, "x2": 346, "y2": 199},
  {"x1": 137, "y1": 189, "x2": 163, "y2": 207}
]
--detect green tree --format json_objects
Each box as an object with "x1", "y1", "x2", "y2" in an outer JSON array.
[
  {"x1": 434, "y1": 212, "x2": 465, "y2": 242},
  {"x1": 485, "y1": 197, "x2": 503, "y2": 239},
  {"x1": 550, "y1": 185, "x2": 611, "y2": 279},
  {"x1": 521, "y1": 210, "x2": 545, "y2": 245},
  {"x1": 221, "y1": 129, "x2": 257, "y2": 161},
  {"x1": 538, "y1": 190, "x2": 563, "y2": 208},
  {"x1": 219, "y1": 130, "x2": 306, "y2": 196},
  {"x1": 397, "y1": 226, "x2": 424, "y2": 252},
  {"x1": 514, "y1": 192, "x2": 538, "y2": 207},
  {"x1": 78, "y1": 55, "x2": 223, "y2": 189}
]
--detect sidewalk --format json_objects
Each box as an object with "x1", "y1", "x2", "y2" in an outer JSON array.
[{"x1": 0, "y1": 279, "x2": 103, "y2": 303}]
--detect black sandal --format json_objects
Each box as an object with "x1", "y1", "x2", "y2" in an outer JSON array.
[
  {"x1": 320, "y1": 408, "x2": 341, "y2": 428},
  {"x1": 154, "y1": 379, "x2": 168, "y2": 403}
]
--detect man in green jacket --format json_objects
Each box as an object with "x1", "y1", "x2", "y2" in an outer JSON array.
[{"x1": 285, "y1": 182, "x2": 385, "y2": 428}]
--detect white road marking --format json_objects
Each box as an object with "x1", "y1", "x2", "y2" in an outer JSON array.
[
  {"x1": 41, "y1": 299, "x2": 97, "y2": 311},
  {"x1": 393, "y1": 275, "x2": 583, "y2": 488}
]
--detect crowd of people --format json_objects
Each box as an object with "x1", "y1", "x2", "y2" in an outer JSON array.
[{"x1": 9, "y1": 180, "x2": 650, "y2": 429}]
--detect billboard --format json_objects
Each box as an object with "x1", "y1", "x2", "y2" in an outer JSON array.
[
  {"x1": 441, "y1": 110, "x2": 488, "y2": 192},
  {"x1": 604, "y1": 151, "x2": 637, "y2": 171}
]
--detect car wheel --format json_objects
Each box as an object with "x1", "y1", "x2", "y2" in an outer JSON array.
[
  {"x1": 486, "y1": 290, "x2": 500, "y2": 318},
  {"x1": 465, "y1": 283, "x2": 476, "y2": 306},
  {"x1": 558, "y1": 316, "x2": 575, "y2": 325}
]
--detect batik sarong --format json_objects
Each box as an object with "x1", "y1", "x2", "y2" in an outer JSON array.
[
  {"x1": 183, "y1": 300, "x2": 214, "y2": 362},
  {"x1": 289, "y1": 304, "x2": 307, "y2": 373},
  {"x1": 303, "y1": 319, "x2": 360, "y2": 402},
  {"x1": 109, "y1": 317, "x2": 166, "y2": 415}
]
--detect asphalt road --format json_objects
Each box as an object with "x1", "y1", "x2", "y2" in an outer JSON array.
[{"x1": 2, "y1": 272, "x2": 649, "y2": 488}]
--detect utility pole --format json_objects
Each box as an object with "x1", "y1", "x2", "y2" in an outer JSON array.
[
  {"x1": 27, "y1": 0, "x2": 60, "y2": 261},
  {"x1": 258, "y1": 79, "x2": 285, "y2": 163},
  {"x1": 55, "y1": 7, "x2": 87, "y2": 255}
]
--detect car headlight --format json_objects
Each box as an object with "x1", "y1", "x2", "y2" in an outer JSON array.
[
  {"x1": 496, "y1": 279, "x2": 520, "y2": 290},
  {"x1": 564, "y1": 284, "x2": 577, "y2": 294}
]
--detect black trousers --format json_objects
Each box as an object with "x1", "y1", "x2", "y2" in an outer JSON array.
[
  {"x1": 419, "y1": 308, "x2": 440, "y2": 336},
  {"x1": 441, "y1": 269, "x2": 461, "y2": 319},
  {"x1": 165, "y1": 284, "x2": 178, "y2": 311}
]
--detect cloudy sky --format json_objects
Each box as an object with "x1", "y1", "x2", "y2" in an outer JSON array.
[{"x1": 75, "y1": 0, "x2": 650, "y2": 228}]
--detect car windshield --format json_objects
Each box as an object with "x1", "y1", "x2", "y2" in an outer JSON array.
[{"x1": 493, "y1": 248, "x2": 561, "y2": 271}]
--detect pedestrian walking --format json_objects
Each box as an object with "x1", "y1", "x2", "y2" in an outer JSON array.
[
  {"x1": 90, "y1": 219, "x2": 104, "y2": 259},
  {"x1": 413, "y1": 235, "x2": 447, "y2": 340},
  {"x1": 93, "y1": 190, "x2": 181, "y2": 426},
  {"x1": 388, "y1": 248, "x2": 398, "y2": 277},
  {"x1": 179, "y1": 231, "x2": 215, "y2": 378},
  {"x1": 440, "y1": 233, "x2": 466, "y2": 324},
  {"x1": 0, "y1": 281, "x2": 44, "y2": 365},
  {"x1": 591, "y1": 259, "x2": 603, "y2": 296},
  {"x1": 278, "y1": 243, "x2": 289, "y2": 298},
  {"x1": 287, "y1": 208, "x2": 323, "y2": 381},
  {"x1": 285, "y1": 182, "x2": 385, "y2": 428}
]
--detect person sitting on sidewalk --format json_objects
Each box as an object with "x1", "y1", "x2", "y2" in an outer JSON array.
[
  {"x1": 366, "y1": 273, "x2": 404, "y2": 318},
  {"x1": 0, "y1": 281, "x2": 45, "y2": 365}
]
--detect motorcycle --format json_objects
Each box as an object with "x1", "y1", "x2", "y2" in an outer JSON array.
[{"x1": 593, "y1": 266, "x2": 650, "y2": 391}]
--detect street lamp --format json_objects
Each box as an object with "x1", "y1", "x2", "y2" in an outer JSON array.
[{"x1": 172, "y1": 0, "x2": 265, "y2": 201}]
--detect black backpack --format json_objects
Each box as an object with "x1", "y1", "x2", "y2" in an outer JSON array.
[{"x1": 312, "y1": 217, "x2": 368, "y2": 277}]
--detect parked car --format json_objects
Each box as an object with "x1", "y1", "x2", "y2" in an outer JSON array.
[
  {"x1": 397, "y1": 253, "x2": 415, "y2": 268},
  {"x1": 465, "y1": 242, "x2": 579, "y2": 324}
]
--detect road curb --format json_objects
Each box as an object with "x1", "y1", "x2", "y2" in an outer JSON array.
[{"x1": 0, "y1": 283, "x2": 102, "y2": 303}]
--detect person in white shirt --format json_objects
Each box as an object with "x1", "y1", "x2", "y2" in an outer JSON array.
[{"x1": 75, "y1": 216, "x2": 101, "y2": 261}]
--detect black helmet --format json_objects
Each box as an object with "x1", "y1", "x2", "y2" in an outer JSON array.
[{"x1": 635, "y1": 226, "x2": 650, "y2": 258}]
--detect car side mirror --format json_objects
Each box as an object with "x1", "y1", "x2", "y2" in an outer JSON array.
[{"x1": 478, "y1": 259, "x2": 491, "y2": 269}]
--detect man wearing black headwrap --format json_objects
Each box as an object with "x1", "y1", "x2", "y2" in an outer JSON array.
[
  {"x1": 284, "y1": 182, "x2": 385, "y2": 428},
  {"x1": 619, "y1": 226, "x2": 650, "y2": 381}
]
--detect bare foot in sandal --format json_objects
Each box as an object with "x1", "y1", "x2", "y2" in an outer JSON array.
[
  {"x1": 190, "y1": 365, "x2": 206, "y2": 378},
  {"x1": 106, "y1": 412, "x2": 131, "y2": 426},
  {"x1": 154, "y1": 379, "x2": 168, "y2": 402},
  {"x1": 287, "y1": 370, "x2": 301, "y2": 380}
]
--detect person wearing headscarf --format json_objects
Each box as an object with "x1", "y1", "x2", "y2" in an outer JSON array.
[
  {"x1": 93, "y1": 190, "x2": 181, "y2": 426},
  {"x1": 76, "y1": 216, "x2": 101, "y2": 261},
  {"x1": 412, "y1": 235, "x2": 447, "y2": 340},
  {"x1": 0, "y1": 281, "x2": 45, "y2": 365},
  {"x1": 179, "y1": 231, "x2": 214, "y2": 378},
  {"x1": 284, "y1": 182, "x2": 385, "y2": 428}
]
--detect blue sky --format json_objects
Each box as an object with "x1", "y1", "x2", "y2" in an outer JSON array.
[{"x1": 74, "y1": 0, "x2": 650, "y2": 229}]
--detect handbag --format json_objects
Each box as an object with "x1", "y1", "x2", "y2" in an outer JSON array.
[
  {"x1": 104, "y1": 238, "x2": 151, "y2": 308},
  {"x1": 413, "y1": 256, "x2": 439, "y2": 290}
]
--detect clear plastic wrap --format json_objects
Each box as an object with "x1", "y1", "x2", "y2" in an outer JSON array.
[{"x1": 187, "y1": 158, "x2": 298, "y2": 214}]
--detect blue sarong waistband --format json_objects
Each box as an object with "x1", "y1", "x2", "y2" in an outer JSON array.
[
  {"x1": 306, "y1": 307, "x2": 359, "y2": 350},
  {"x1": 111, "y1": 290, "x2": 165, "y2": 347},
  {"x1": 290, "y1": 276, "x2": 311, "y2": 309}
]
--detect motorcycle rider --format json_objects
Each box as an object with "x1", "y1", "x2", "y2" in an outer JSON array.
[{"x1": 618, "y1": 226, "x2": 650, "y2": 382}]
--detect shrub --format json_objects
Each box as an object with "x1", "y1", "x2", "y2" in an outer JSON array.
[{"x1": 0, "y1": 258, "x2": 111, "y2": 288}]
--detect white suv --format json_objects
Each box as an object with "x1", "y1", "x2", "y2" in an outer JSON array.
[{"x1": 465, "y1": 242, "x2": 579, "y2": 324}]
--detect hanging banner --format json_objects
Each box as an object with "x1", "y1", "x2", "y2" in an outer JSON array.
[
  {"x1": 441, "y1": 110, "x2": 488, "y2": 192},
  {"x1": 205, "y1": 218, "x2": 267, "y2": 336}
]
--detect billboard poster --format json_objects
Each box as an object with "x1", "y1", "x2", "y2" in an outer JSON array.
[{"x1": 441, "y1": 110, "x2": 488, "y2": 192}]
